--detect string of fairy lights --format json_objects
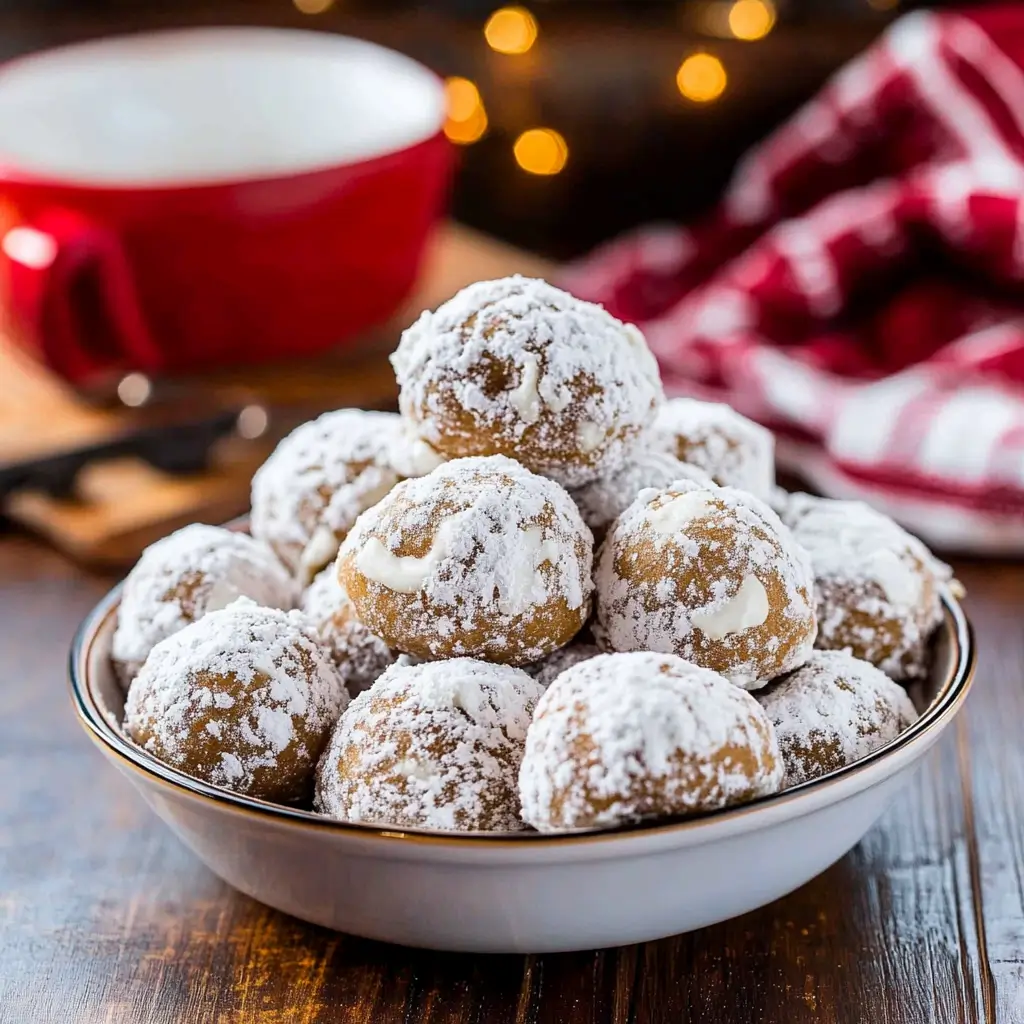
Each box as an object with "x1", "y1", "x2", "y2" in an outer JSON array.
[{"x1": 293, "y1": 0, "x2": 900, "y2": 177}]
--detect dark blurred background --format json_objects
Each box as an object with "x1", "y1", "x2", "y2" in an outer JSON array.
[{"x1": 0, "y1": 0, "x2": 974, "y2": 259}]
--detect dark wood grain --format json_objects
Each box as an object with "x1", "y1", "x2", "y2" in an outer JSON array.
[{"x1": 1, "y1": 534, "x2": 1021, "y2": 1024}]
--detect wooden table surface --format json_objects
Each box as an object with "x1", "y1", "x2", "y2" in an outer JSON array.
[{"x1": 0, "y1": 536, "x2": 1021, "y2": 1024}]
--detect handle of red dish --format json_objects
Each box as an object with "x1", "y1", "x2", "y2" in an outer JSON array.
[{"x1": 0, "y1": 207, "x2": 164, "y2": 385}]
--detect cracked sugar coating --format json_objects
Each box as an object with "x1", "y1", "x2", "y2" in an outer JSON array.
[
  {"x1": 781, "y1": 494, "x2": 952, "y2": 680},
  {"x1": 337, "y1": 455, "x2": 594, "y2": 666},
  {"x1": 758, "y1": 650, "x2": 919, "y2": 787},
  {"x1": 519, "y1": 652, "x2": 783, "y2": 832},
  {"x1": 571, "y1": 452, "x2": 713, "y2": 539},
  {"x1": 391, "y1": 276, "x2": 664, "y2": 488},
  {"x1": 124, "y1": 599, "x2": 348, "y2": 805},
  {"x1": 527, "y1": 642, "x2": 602, "y2": 688},
  {"x1": 111, "y1": 523, "x2": 296, "y2": 689},
  {"x1": 301, "y1": 568, "x2": 397, "y2": 697},
  {"x1": 654, "y1": 398, "x2": 775, "y2": 499},
  {"x1": 594, "y1": 481, "x2": 817, "y2": 689},
  {"x1": 315, "y1": 658, "x2": 545, "y2": 831},
  {"x1": 251, "y1": 409, "x2": 405, "y2": 584}
]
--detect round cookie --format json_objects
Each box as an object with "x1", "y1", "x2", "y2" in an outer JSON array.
[
  {"x1": 301, "y1": 568, "x2": 397, "y2": 697},
  {"x1": 570, "y1": 452, "x2": 712, "y2": 539},
  {"x1": 781, "y1": 493, "x2": 953, "y2": 680},
  {"x1": 654, "y1": 398, "x2": 775, "y2": 499},
  {"x1": 125, "y1": 600, "x2": 348, "y2": 804},
  {"x1": 594, "y1": 480, "x2": 816, "y2": 688},
  {"x1": 251, "y1": 409, "x2": 404, "y2": 583},
  {"x1": 391, "y1": 276, "x2": 664, "y2": 488},
  {"x1": 758, "y1": 649, "x2": 919, "y2": 787},
  {"x1": 519, "y1": 652, "x2": 783, "y2": 832},
  {"x1": 527, "y1": 642, "x2": 602, "y2": 688},
  {"x1": 315, "y1": 658, "x2": 544, "y2": 832},
  {"x1": 337, "y1": 455, "x2": 594, "y2": 665},
  {"x1": 111, "y1": 523, "x2": 296, "y2": 689}
]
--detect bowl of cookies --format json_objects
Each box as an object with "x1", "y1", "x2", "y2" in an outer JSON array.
[{"x1": 70, "y1": 276, "x2": 975, "y2": 953}]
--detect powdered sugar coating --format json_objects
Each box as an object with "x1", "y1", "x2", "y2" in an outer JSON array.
[
  {"x1": 315, "y1": 658, "x2": 545, "y2": 831},
  {"x1": 383, "y1": 419, "x2": 447, "y2": 478},
  {"x1": 111, "y1": 523, "x2": 296, "y2": 689},
  {"x1": 527, "y1": 642, "x2": 602, "y2": 688},
  {"x1": 338, "y1": 455, "x2": 595, "y2": 665},
  {"x1": 251, "y1": 409, "x2": 403, "y2": 583},
  {"x1": 571, "y1": 452, "x2": 713, "y2": 536},
  {"x1": 595, "y1": 482, "x2": 816, "y2": 689},
  {"x1": 301, "y1": 568, "x2": 397, "y2": 696},
  {"x1": 124, "y1": 599, "x2": 348, "y2": 803},
  {"x1": 519, "y1": 652, "x2": 783, "y2": 832},
  {"x1": 654, "y1": 398, "x2": 775, "y2": 499},
  {"x1": 391, "y1": 276, "x2": 664, "y2": 488},
  {"x1": 781, "y1": 493, "x2": 951, "y2": 679},
  {"x1": 758, "y1": 650, "x2": 919, "y2": 787}
]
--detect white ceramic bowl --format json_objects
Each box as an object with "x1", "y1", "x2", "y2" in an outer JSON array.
[{"x1": 70, "y1": 588, "x2": 974, "y2": 954}]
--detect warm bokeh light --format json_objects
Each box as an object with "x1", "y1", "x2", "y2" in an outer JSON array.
[
  {"x1": 293, "y1": 0, "x2": 335, "y2": 13},
  {"x1": 116, "y1": 373, "x2": 152, "y2": 409},
  {"x1": 513, "y1": 128, "x2": 569, "y2": 176},
  {"x1": 676, "y1": 53, "x2": 728, "y2": 103},
  {"x1": 444, "y1": 77, "x2": 488, "y2": 144},
  {"x1": 484, "y1": 7, "x2": 539, "y2": 55},
  {"x1": 728, "y1": 0, "x2": 775, "y2": 40}
]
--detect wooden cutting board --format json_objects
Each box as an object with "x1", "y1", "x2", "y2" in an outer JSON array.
[{"x1": 0, "y1": 224, "x2": 553, "y2": 567}]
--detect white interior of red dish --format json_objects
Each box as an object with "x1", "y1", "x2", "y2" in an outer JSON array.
[{"x1": 0, "y1": 28, "x2": 445, "y2": 185}]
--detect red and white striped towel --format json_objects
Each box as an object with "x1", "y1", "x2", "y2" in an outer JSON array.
[{"x1": 561, "y1": 4, "x2": 1024, "y2": 553}]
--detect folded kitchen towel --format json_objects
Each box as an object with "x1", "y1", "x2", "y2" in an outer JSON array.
[{"x1": 562, "y1": 4, "x2": 1024, "y2": 553}]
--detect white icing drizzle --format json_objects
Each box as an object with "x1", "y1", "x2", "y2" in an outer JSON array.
[
  {"x1": 576, "y1": 421, "x2": 605, "y2": 454},
  {"x1": 645, "y1": 489, "x2": 718, "y2": 536},
  {"x1": 519, "y1": 652, "x2": 783, "y2": 832},
  {"x1": 355, "y1": 516, "x2": 458, "y2": 594},
  {"x1": 691, "y1": 574, "x2": 770, "y2": 640},
  {"x1": 509, "y1": 352, "x2": 543, "y2": 424}
]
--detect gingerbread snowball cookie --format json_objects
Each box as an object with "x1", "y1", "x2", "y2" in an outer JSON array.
[
  {"x1": 111, "y1": 523, "x2": 295, "y2": 688},
  {"x1": 251, "y1": 409, "x2": 408, "y2": 584},
  {"x1": 316, "y1": 658, "x2": 544, "y2": 831},
  {"x1": 654, "y1": 398, "x2": 775, "y2": 499},
  {"x1": 758, "y1": 650, "x2": 919, "y2": 787},
  {"x1": 595, "y1": 481, "x2": 816, "y2": 688},
  {"x1": 519, "y1": 652, "x2": 783, "y2": 832},
  {"x1": 781, "y1": 494, "x2": 955, "y2": 679},
  {"x1": 125, "y1": 600, "x2": 347, "y2": 804},
  {"x1": 337, "y1": 455, "x2": 594, "y2": 665},
  {"x1": 390, "y1": 276, "x2": 664, "y2": 488}
]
